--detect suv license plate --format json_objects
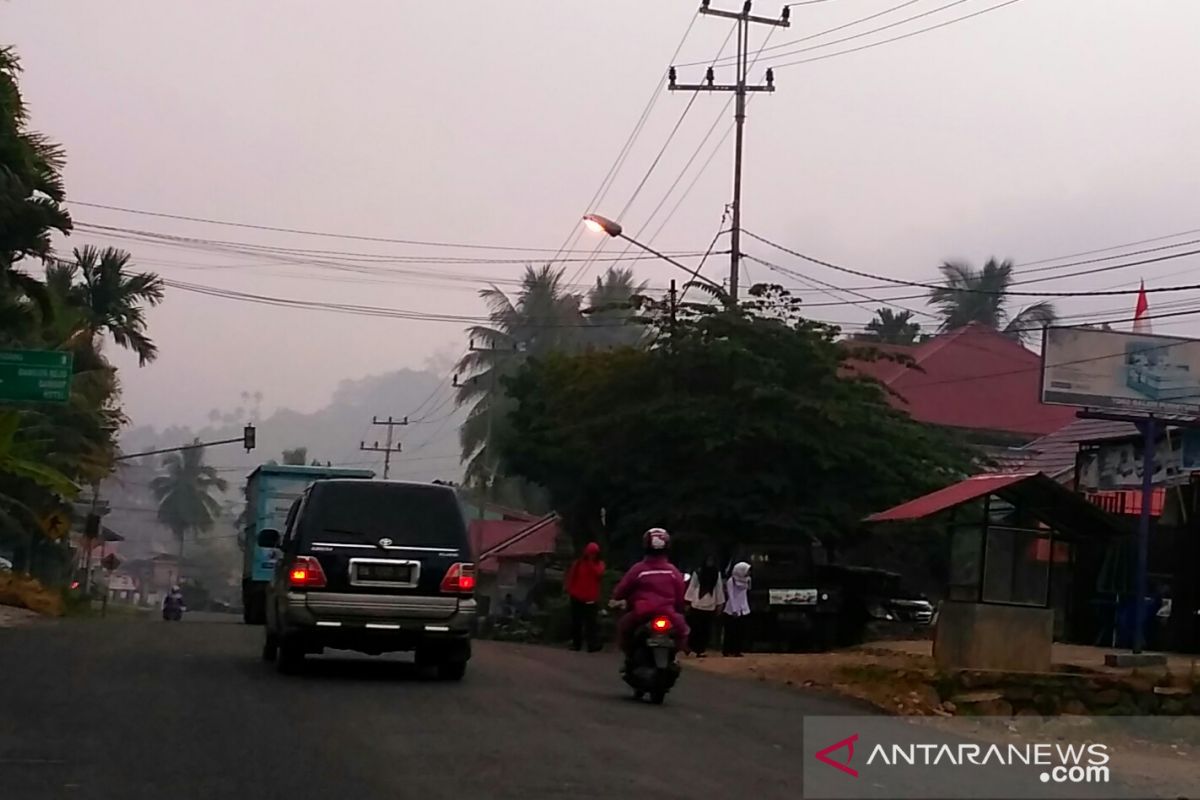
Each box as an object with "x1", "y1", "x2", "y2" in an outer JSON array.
[
  {"x1": 769, "y1": 588, "x2": 818, "y2": 606},
  {"x1": 356, "y1": 563, "x2": 413, "y2": 583}
]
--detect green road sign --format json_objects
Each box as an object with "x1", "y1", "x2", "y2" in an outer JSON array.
[{"x1": 0, "y1": 350, "x2": 73, "y2": 404}]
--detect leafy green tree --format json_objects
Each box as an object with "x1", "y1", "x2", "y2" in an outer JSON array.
[
  {"x1": 151, "y1": 443, "x2": 229, "y2": 571},
  {"x1": 863, "y1": 308, "x2": 921, "y2": 345},
  {"x1": 281, "y1": 447, "x2": 308, "y2": 465},
  {"x1": 500, "y1": 284, "x2": 973, "y2": 556},
  {"x1": 928, "y1": 259, "x2": 1056, "y2": 344}
]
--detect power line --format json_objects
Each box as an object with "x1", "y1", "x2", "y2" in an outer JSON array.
[
  {"x1": 73, "y1": 222, "x2": 712, "y2": 267},
  {"x1": 770, "y1": 0, "x2": 1028, "y2": 69},
  {"x1": 743, "y1": 254, "x2": 939, "y2": 319},
  {"x1": 568, "y1": 22, "x2": 737, "y2": 289},
  {"x1": 548, "y1": 11, "x2": 701, "y2": 267},
  {"x1": 680, "y1": 0, "x2": 928, "y2": 68},
  {"x1": 744, "y1": 232, "x2": 1200, "y2": 298},
  {"x1": 68, "y1": 201, "x2": 620, "y2": 254},
  {"x1": 1013, "y1": 226, "x2": 1200, "y2": 270}
]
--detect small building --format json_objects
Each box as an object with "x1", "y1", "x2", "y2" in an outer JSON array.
[
  {"x1": 470, "y1": 514, "x2": 564, "y2": 617},
  {"x1": 867, "y1": 472, "x2": 1126, "y2": 670}
]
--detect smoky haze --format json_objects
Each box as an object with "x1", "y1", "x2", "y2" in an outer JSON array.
[{"x1": 3, "y1": 0, "x2": 1198, "y2": 453}]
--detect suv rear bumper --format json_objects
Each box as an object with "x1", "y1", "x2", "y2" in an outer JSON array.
[{"x1": 280, "y1": 592, "x2": 475, "y2": 656}]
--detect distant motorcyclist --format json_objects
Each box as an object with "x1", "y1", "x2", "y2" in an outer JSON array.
[
  {"x1": 162, "y1": 586, "x2": 185, "y2": 620},
  {"x1": 611, "y1": 528, "x2": 688, "y2": 653}
]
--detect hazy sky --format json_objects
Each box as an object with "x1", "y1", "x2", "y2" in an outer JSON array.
[{"x1": 5, "y1": 1, "x2": 1199, "y2": 437}]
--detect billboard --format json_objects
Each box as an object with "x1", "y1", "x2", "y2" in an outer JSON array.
[{"x1": 1041, "y1": 327, "x2": 1200, "y2": 415}]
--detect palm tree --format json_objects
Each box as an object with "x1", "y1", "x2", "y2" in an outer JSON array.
[
  {"x1": 455, "y1": 265, "x2": 583, "y2": 487},
  {"x1": 927, "y1": 258, "x2": 1056, "y2": 345},
  {"x1": 582, "y1": 267, "x2": 648, "y2": 348},
  {"x1": 863, "y1": 308, "x2": 922, "y2": 345},
  {"x1": 62, "y1": 246, "x2": 165, "y2": 365},
  {"x1": 0, "y1": 47, "x2": 72, "y2": 333},
  {"x1": 151, "y1": 442, "x2": 229, "y2": 573}
]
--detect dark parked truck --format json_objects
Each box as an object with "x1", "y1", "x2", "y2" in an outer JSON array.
[
  {"x1": 738, "y1": 541, "x2": 844, "y2": 652},
  {"x1": 241, "y1": 465, "x2": 374, "y2": 624}
]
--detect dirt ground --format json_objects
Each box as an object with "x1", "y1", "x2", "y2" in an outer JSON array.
[
  {"x1": 688, "y1": 648, "x2": 1200, "y2": 795},
  {"x1": 687, "y1": 646, "x2": 939, "y2": 713}
]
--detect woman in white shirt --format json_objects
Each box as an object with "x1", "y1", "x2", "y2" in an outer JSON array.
[
  {"x1": 683, "y1": 555, "x2": 725, "y2": 657},
  {"x1": 722, "y1": 561, "x2": 752, "y2": 657}
]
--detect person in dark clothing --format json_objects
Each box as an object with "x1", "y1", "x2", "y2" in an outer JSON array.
[
  {"x1": 565, "y1": 541, "x2": 605, "y2": 652},
  {"x1": 684, "y1": 555, "x2": 725, "y2": 657}
]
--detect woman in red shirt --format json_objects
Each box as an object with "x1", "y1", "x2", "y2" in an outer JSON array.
[{"x1": 565, "y1": 542, "x2": 605, "y2": 652}]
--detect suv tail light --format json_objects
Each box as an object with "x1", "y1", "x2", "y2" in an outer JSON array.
[
  {"x1": 441, "y1": 562, "x2": 476, "y2": 595},
  {"x1": 288, "y1": 556, "x2": 327, "y2": 589}
]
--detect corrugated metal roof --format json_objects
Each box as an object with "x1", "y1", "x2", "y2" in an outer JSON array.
[
  {"x1": 1008, "y1": 418, "x2": 1138, "y2": 480},
  {"x1": 865, "y1": 471, "x2": 1127, "y2": 538},
  {"x1": 865, "y1": 473, "x2": 1035, "y2": 522},
  {"x1": 843, "y1": 324, "x2": 1079, "y2": 438}
]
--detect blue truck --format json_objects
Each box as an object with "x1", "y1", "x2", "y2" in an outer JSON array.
[{"x1": 241, "y1": 464, "x2": 374, "y2": 624}]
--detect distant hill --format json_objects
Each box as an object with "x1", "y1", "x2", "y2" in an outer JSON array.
[{"x1": 103, "y1": 368, "x2": 468, "y2": 564}]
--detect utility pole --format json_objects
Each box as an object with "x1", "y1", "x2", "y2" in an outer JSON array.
[
  {"x1": 360, "y1": 416, "x2": 407, "y2": 480},
  {"x1": 670, "y1": 0, "x2": 789, "y2": 302}
]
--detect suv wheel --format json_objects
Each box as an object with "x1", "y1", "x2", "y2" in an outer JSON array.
[
  {"x1": 261, "y1": 631, "x2": 278, "y2": 662},
  {"x1": 436, "y1": 661, "x2": 467, "y2": 682},
  {"x1": 276, "y1": 638, "x2": 304, "y2": 675}
]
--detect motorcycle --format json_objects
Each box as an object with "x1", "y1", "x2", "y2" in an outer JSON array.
[
  {"x1": 162, "y1": 595, "x2": 185, "y2": 622},
  {"x1": 622, "y1": 614, "x2": 681, "y2": 705}
]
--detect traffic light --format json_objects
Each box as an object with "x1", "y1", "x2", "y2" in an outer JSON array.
[{"x1": 243, "y1": 424, "x2": 256, "y2": 452}]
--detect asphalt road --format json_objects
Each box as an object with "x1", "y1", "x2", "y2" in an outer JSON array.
[{"x1": 0, "y1": 613, "x2": 860, "y2": 800}]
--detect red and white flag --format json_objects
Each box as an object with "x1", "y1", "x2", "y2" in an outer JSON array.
[{"x1": 1133, "y1": 280, "x2": 1151, "y2": 335}]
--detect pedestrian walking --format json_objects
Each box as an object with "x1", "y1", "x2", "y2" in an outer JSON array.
[
  {"x1": 565, "y1": 541, "x2": 605, "y2": 652},
  {"x1": 684, "y1": 555, "x2": 725, "y2": 657},
  {"x1": 722, "y1": 561, "x2": 752, "y2": 657}
]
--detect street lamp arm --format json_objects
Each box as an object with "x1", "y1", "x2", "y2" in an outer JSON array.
[{"x1": 614, "y1": 232, "x2": 725, "y2": 293}]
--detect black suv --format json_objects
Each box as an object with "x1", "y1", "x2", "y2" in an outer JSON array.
[{"x1": 259, "y1": 479, "x2": 476, "y2": 679}]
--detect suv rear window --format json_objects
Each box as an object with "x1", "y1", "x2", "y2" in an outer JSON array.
[{"x1": 300, "y1": 481, "x2": 468, "y2": 550}]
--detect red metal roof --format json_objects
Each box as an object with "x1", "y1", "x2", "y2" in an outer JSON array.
[
  {"x1": 844, "y1": 324, "x2": 1079, "y2": 438},
  {"x1": 471, "y1": 514, "x2": 562, "y2": 574},
  {"x1": 865, "y1": 472, "x2": 1037, "y2": 522},
  {"x1": 867, "y1": 471, "x2": 1127, "y2": 539}
]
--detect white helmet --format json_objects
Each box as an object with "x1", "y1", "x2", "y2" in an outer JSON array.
[{"x1": 643, "y1": 527, "x2": 670, "y2": 552}]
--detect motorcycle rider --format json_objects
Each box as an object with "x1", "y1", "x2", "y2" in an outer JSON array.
[
  {"x1": 162, "y1": 585, "x2": 185, "y2": 619},
  {"x1": 611, "y1": 528, "x2": 689, "y2": 654}
]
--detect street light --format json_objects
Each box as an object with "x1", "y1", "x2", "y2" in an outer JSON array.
[
  {"x1": 583, "y1": 213, "x2": 622, "y2": 238},
  {"x1": 581, "y1": 213, "x2": 722, "y2": 292}
]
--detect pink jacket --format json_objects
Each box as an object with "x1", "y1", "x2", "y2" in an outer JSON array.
[{"x1": 611, "y1": 554, "x2": 686, "y2": 618}]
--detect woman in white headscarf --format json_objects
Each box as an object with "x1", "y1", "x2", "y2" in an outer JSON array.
[{"x1": 722, "y1": 562, "x2": 752, "y2": 657}]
